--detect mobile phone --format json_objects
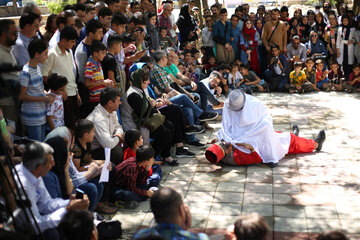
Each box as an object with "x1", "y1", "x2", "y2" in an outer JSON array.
[{"x1": 75, "y1": 188, "x2": 84, "y2": 199}]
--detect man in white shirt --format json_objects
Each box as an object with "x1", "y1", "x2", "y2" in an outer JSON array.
[
  {"x1": 15, "y1": 142, "x2": 89, "y2": 240},
  {"x1": 87, "y1": 87, "x2": 124, "y2": 165}
]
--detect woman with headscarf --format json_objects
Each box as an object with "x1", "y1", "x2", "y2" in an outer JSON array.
[
  {"x1": 311, "y1": 12, "x2": 327, "y2": 44},
  {"x1": 336, "y1": 15, "x2": 356, "y2": 79},
  {"x1": 43, "y1": 127, "x2": 116, "y2": 214},
  {"x1": 240, "y1": 19, "x2": 261, "y2": 75},
  {"x1": 299, "y1": 15, "x2": 311, "y2": 44},
  {"x1": 324, "y1": 13, "x2": 339, "y2": 62},
  {"x1": 122, "y1": 68, "x2": 195, "y2": 166},
  {"x1": 176, "y1": 4, "x2": 198, "y2": 48},
  {"x1": 205, "y1": 90, "x2": 326, "y2": 167}
]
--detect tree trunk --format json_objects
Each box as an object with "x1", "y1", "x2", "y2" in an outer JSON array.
[
  {"x1": 202, "y1": 0, "x2": 208, "y2": 9},
  {"x1": 354, "y1": 0, "x2": 360, "y2": 16}
]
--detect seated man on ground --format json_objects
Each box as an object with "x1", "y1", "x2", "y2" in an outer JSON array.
[
  {"x1": 15, "y1": 142, "x2": 89, "y2": 240},
  {"x1": 206, "y1": 90, "x2": 326, "y2": 168},
  {"x1": 112, "y1": 145, "x2": 160, "y2": 206},
  {"x1": 87, "y1": 87, "x2": 124, "y2": 165},
  {"x1": 133, "y1": 187, "x2": 209, "y2": 240}
]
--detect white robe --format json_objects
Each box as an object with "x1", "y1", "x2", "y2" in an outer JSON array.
[
  {"x1": 336, "y1": 26, "x2": 356, "y2": 65},
  {"x1": 217, "y1": 94, "x2": 291, "y2": 163}
]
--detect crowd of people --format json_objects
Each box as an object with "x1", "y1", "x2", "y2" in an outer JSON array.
[{"x1": 0, "y1": 0, "x2": 357, "y2": 239}]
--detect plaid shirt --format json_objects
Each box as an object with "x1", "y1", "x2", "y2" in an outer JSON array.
[
  {"x1": 134, "y1": 223, "x2": 209, "y2": 240},
  {"x1": 114, "y1": 157, "x2": 149, "y2": 196},
  {"x1": 151, "y1": 63, "x2": 174, "y2": 92}
]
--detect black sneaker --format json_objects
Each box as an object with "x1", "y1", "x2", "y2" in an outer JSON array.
[
  {"x1": 184, "y1": 125, "x2": 205, "y2": 135},
  {"x1": 267, "y1": 162, "x2": 278, "y2": 168},
  {"x1": 175, "y1": 147, "x2": 196, "y2": 158},
  {"x1": 292, "y1": 125, "x2": 300, "y2": 136},
  {"x1": 199, "y1": 111, "x2": 218, "y2": 122},
  {"x1": 315, "y1": 130, "x2": 326, "y2": 152},
  {"x1": 186, "y1": 140, "x2": 206, "y2": 148}
]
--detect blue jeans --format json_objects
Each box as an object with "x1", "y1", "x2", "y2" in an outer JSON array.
[
  {"x1": 169, "y1": 93, "x2": 203, "y2": 119},
  {"x1": 184, "y1": 83, "x2": 220, "y2": 112},
  {"x1": 182, "y1": 107, "x2": 197, "y2": 142},
  {"x1": 317, "y1": 78, "x2": 329, "y2": 89},
  {"x1": 264, "y1": 70, "x2": 289, "y2": 92},
  {"x1": 78, "y1": 178, "x2": 104, "y2": 212},
  {"x1": 112, "y1": 165, "x2": 162, "y2": 202},
  {"x1": 26, "y1": 124, "x2": 45, "y2": 141}
]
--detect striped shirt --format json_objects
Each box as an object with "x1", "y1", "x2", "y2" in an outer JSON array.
[
  {"x1": 84, "y1": 58, "x2": 106, "y2": 102},
  {"x1": 20, "y1": 65, "x2": 46, "y2": 126}
]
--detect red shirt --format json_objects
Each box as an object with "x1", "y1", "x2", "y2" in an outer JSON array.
[{"x1": 123, "y1": 147, "x2": 153, "y2": 176}]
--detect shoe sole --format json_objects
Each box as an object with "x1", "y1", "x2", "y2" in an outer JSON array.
[
  {"x1": 185, "y1": 128, "x2": 205, "y2": 135},
  {"x1": 175, "y1": 154, "x2": 195, "y2": 158},
  {"x1": 199, "y1": 113, "x2": 219, "y2": 122}
]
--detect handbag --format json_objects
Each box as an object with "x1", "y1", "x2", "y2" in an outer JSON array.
[
  {"x1": 97, "y1": 220, "x2": 122, "y2": 240},
  {"x1": 143, "y1": 112, "x2": 165, "y2": 132}
]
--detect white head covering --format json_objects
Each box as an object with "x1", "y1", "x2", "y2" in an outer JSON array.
[
  {"x1": 225, "y1": 90, "x2": 246, "y2": 111},
  {"x1": 218, "y1": 93, "x2": 291, "y2": 163}
]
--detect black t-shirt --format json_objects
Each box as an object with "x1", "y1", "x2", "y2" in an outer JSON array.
[
  {"x1": 73, "y1": 138, "x2": 92, "y2": 166},
  {"x1": 101, "y1": 53, "x2": 121, "y2": 83}
]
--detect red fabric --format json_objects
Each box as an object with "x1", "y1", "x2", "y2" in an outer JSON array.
[
  {"x1": 241, "y1": 26, "x2": 261, "y2": 75},
  {"x1": 123, "y1": 148, "x2": 153, "y2": 176},
  {"x1": 232, "y1": 132, "x2": 316, "y2": 165},
  {"x1": 233, "y1": 149, "x2": 262, "y2": 165},
  {"x1": 287, "y1": 133, "x2": 316, "y2": 154}
]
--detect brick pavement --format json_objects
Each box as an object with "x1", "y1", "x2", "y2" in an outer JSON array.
[{"x1": 111, "y1": 92, "x2": 360, "y2": 240}]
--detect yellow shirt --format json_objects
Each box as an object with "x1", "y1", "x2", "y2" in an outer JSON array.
[{"x1": 290, "y1": 70, "x2": 306, "y2": 86}]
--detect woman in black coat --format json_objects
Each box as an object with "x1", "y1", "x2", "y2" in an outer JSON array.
[{"x1": 176, "y1": 4, "x2": 198, "y2": 48}]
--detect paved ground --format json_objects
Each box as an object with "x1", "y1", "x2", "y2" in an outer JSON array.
[{"x1": 111, "y1": 92, "x2": 360, "y2": 240}]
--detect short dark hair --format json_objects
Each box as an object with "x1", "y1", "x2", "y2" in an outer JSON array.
[
  {"x1": 85, "y1": 4, "x2": 95, "y2": 13},
  {"x1": 136, "y1": 145, "x2": 155, "y2": 163},
  {"x1": 59, "y1": 210, "x2": 94, "y2": 240},
  {"x1": 218, "y1": 63, "x2": 231, "y2": 71},
  {"x1": 124, "y1": 129, "x2": 142, "y2": 148},
  {"x1": 107, "y1": 33, "x2": 123, "y2": 48},
  {"x1": 272, "y1": 8, "x2": 280, "y2": 13},
  {"x1": 147, "y1": 11, "x2": 157, "y2": 19},
  {"x1": 122, "y1": 33, "x2": 136, "y2": 44},
  {"x1": 231, "y1": 14, "x2": 239, "y2": 20},
  {"x1": 270, "y1": 44, "x2": 280, "y2": 50},
  {"x1": 111, "y1": 13, "x2": 128, "y2": 26},
  {"x1": 28, "y1": 39, "x2": 48, "y2": 59},
  {"x1": 139, "y1": 55, "x2": 155, "y2": 64},
  {"x1": 210, "y1": 4, "x2": 220, "y2": 10},
  {"x1": 234, "y1": 213, "x2": 269, "y2": 240},
  {"x1": 131, "y1": 1, "x2": 140, "y2": 8},
  {"x1": 105, "y1": 0, "x2": 120, "y2": 6},
  {"x1": 220, "y1": 8, "x2": 227, "y2": 14},
  {"x1": 235, "y1": 5, "x2": 243, "y2": 13},
  {"x1": 159, "y1": 26, "x2": 167, "y2": 32},
  {"x1": 90, "y1": 40, "x2": 106, "y2": 54},
  {"x1": 74, "y1": 119, "x2": 94, "y2": 138},
  {"x1": 150, "y1": 187, "x2": 183, "y2": 223},
  {"x1": 19, "y1": 12, "x2": 40, "y2": 29},
  {"x1": 353, "y1": 62, "x2": 360, "y2": 69},
  {"x1": 316, "y1": 230, "x2": 349, "y2": 240},
  {"x1": 280, "y1": 6, "x2": 288, "y2": 12},
  {"x1": 85, "y1": 19, "x2": 103, "y2": 36},
  {"x1": 240, "y1": 63, "x2": 250, "y2": 70},
  {"x1": 75, "y1": 3, "x2": 86, "y2": 11},
  {"x1": 100, "y1": 87, "x2": 121, "y2": 106},
  {"x1": 0, "y1": 19, "x2": 15, "y2": 35},
  {"x1": 60, "y1": 25, "x2": 78, "y2": 41},
  {"x1": 47, "y1": 73, "x2": 68, "y2": 91},
  {"x1": 98, "y1": 7, "x2": 113, "y2": 18}
]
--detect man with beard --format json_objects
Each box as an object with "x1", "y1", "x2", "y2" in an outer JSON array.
[
  {"x1": 0, "y1": 19, "x2": 21, "y2": 134},
  {"x1": 262, "y1": 8, "x2": 287, "y2": 57},
  {"x1": 287, "y1": 35, "x2": 307, "y2": 68}
]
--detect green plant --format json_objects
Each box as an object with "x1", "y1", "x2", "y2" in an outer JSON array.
[{"x1": 41, "y1": 0, "x2": 77, "y2": 14}]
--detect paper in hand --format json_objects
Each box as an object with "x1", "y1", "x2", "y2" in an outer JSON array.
[{"x1": 99, "y1": 148, "x2": 111, "y2": 183}]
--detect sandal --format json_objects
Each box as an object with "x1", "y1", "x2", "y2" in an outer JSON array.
[{"x1": 95, "y1": 203, "x2": 117, "y2": 214}]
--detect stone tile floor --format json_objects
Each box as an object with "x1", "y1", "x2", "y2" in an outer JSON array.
[{"x1": 111, "y1": 92, "x2": 360, "y2": 240}]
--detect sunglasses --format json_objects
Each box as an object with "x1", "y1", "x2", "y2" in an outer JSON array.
[{"x1": 311, "y1": 35, "x2": 317, "y2": 37}]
